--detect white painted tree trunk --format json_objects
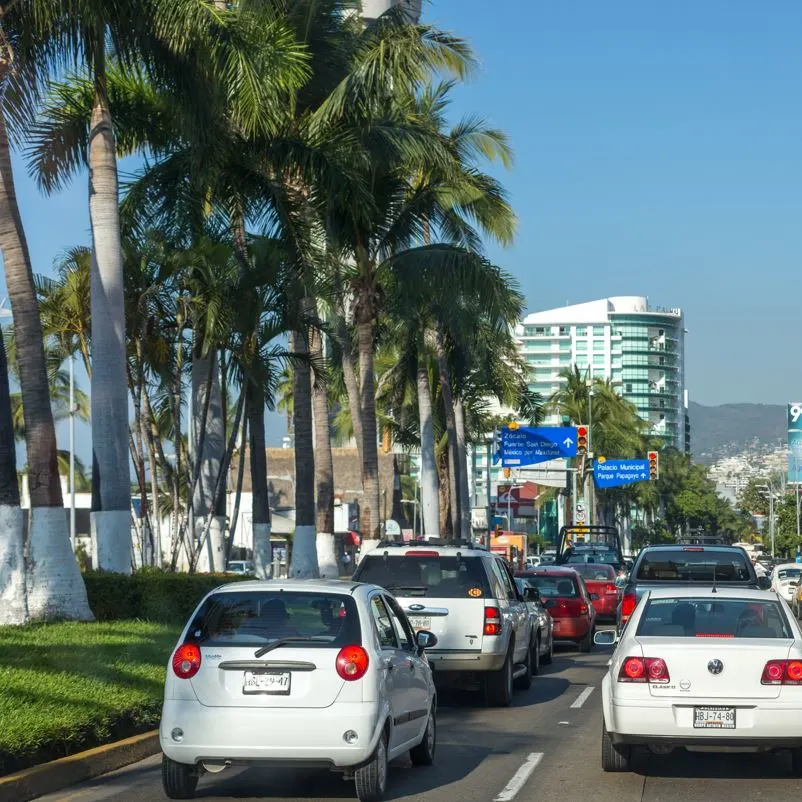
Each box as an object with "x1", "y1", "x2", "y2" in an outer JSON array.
[
  {"x1": 192, "y1": 351, "x2": 226, "y2": 573},
  {"x1": 88, "y1": 84, "x2": 131, "y2": 573},
  {"x1": 29, "y1": 507, "x2": 93, "y2": 620},
  {"x1": 417, "y1": 361, "x2": 440, "y2": 536},
  {"x1": 316, "y1": 533, "x2": 339, "y2": 579},
  {"x1": 0, "y1": 506, "x2": 26, "y2": 625},
  {"x1": 253, "y1": 522, "x2": 272, "y2": 579},
  {"x1": 454, "y1": 399, "x2": 473, "y2": 541},
  {"x1": 291, "y1": 525, "x2": 320, "y2": 579}
]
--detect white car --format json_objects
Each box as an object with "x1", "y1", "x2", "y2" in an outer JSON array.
[
  {"x1": 597, "y1": 586, "x2": 802, "y2": 774},
  {"x1": 160, "y1": 580, "x2": 437, "y2": 801},
  {"x1": 771, "y1": 563, "x2": 802, "y2": 604}
]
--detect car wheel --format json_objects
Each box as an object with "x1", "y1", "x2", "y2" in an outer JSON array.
[
  {"x1": 542, "y1": 634, "x2": 554, "y2": 665},
  {"x1": 355, "y1": 732, "x2": 389, "y2": 802},
  {"x1": 410, "y1": 706, "x2": 436, "y2": 766},
  {"x1": 601, "y1": 724, "x2": 631, "y2": 773},
  {"x1": 531, "y1": 636, "x2": 541, "y2": 676},
  {"x1": 515, "y1": 640, "x2": 533, "y2": 690},
  {"x1": 579, "y1": 627, "x2": 594, "y2": 653},
  {"x1": 486, "y1": 648, "x2": 514, "y2": 707},
  {"x1": 161, "y1": 755, "x2": 199, "y2": 800}
]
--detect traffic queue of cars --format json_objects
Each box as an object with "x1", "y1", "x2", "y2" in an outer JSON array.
[{"x1": 597, "y1": 543, "x2": 802, "y2": 775}]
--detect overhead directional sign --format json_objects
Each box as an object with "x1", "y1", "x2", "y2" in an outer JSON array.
[
  {"x1": 789, "y1": 403, "x2": 802, "y2": 484},
  {"x1": 500, "y1": 426, "x2": 578, "y2": 467},
  {"x1": 593, "y1": 459, "x2": 650, "y2": 489}
]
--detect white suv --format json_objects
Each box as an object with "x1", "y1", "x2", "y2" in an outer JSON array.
[
  {"x1": 353, "y1": 543, "x2": 536, "y2": 706},
  {"x1": 160, "y1": 579, "x2": 437, "y2": 801}
]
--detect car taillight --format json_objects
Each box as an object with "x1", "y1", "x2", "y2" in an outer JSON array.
[
  {"x1": 484, "y1": 606, "x2": 502, "y2": 636},
  {"x1": 618, "y1": 656, "x2": 670, "y2": 684},
  {"x1": 172, "y1": 643, "x2": 201, "y2": 679},
  {"x1": 621, "y1": 593, "x2": 637, "y2": 619},
  {"x1": 579, "y1": 603, "x2": 588, "y2": 614},
  {"x1": 606, "y1": 584, "x2": 617, "y2": 593},
  {"x1": 761, "y1": 659, "x2": 802, "y2": 685},
  {"x1": 336, "y1": 645, "x2": 369, "y2": 681}
]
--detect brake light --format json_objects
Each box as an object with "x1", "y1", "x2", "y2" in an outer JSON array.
[
  {"x1": 621, "y1": 593, "x2": 637, "y2": 619},
  {"x1": 336, "y1": 645, "x2": 369, "y2": 681},
  {"x1": 761, "y1": 659, "x2": 802, "y2": 685},
  {"x1": 579, "y1": 603, "x2": 588, "y2": 615},
  {"x1": 605, "y1": 584, "x2": 617, "y2": 593},
  {"x1": 618, "y1": 656, "x2": 670, "y2": 684},
  {"x1": 405, "y1": 550, "x2": 439, "y2": 557},
  {"x1": 484, "y1": 606, "x2": 502, "y2": 636},
  {"x1": 682, "y1": 547, "x2": 704, "y2": 552},
  {"x1": 172, "y1": 643, "x2": 201, "y2": 679}
]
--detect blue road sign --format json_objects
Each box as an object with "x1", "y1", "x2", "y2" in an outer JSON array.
[
  {"x1": 593, "y1": 459, "x2": 650, "y2": 489},
  {"x1": 500, "y1": 426, "x2": 578, "y2": 467},
  {"x1": 789, "y1": 404, "x2": 802, "y2": 484}
]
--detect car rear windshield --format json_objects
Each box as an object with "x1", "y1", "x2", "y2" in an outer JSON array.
[
  {"x1": 566, "y1": 552, "x2": 620, "y2": 567},
  {"x1": 354, "y1": 555, "x2": 492, "y2": 598},
  {"x1": 777, "y1": 568, "x2": 802, "y2": 581},
  {"x1": 185, "y1": 591, "x2": 361, "y2": 648},
  {"x1": 637, "y1": 597, "x2": 792, "y2": 639},
  {"x1": 518, "y1": 575, "x2": 578, "y2": 597},
  {"x1": 634, "y1": 550, "x2": 753, "y2": 582},
  {"x1": 572, "y1": 564, "x2": 616, "y2": 581}
]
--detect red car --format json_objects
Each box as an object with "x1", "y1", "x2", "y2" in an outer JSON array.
[
  {"x1": 570, "y1": 563, "x2": 621, "y2": 621},
  {"x1": 515, "y1": 567, "x2": 597, "y2": 652}
]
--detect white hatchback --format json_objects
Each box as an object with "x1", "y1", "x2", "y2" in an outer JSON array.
[
  {"x1": 597, "y1": 586, "x2": 802, "y2": 773},
  {"x1": 160, "y1": 580, "x2": 438, "y2": 801}
]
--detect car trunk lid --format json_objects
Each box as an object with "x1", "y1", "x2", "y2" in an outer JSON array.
[{"x1": 401, "y1": 598, "x2": 486, "y2": 651}]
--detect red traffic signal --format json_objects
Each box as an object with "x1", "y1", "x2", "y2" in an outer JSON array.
[
  {"x1": 648, "y1": 450, "x2": 659, "y2": 480},
  {"x1": 576, "y1": 425, "x2": 588, "y2": 455}
]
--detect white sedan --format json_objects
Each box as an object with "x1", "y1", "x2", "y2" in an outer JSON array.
[
  {"x1": 160, "y1": 579, "x2": 437, "y2": 801},
  {"x1": 596, "y1": 586, "x2": 802, "y2": 773},
  {"x1": 771, "y1": 563, "x2": 802, "y2": 604}
]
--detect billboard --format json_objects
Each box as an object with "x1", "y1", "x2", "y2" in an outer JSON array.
[{"x1": 789, "y1": 403, "x2": 802, "y2": 484}]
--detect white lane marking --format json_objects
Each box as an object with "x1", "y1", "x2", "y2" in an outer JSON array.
[
  {"x1": 570, "y1": 686, "x2": 595, "y2": 709},
  {"x1": 558, "y1": 720, "x2": 571, "y2": 725},
  {"x1": 494, "y1": 752, "x2": 544, "y2": 802}
]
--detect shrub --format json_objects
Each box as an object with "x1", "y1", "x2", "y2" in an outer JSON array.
[{"x1": 84, "y1": 570, "x2": 252, "y2": 625}]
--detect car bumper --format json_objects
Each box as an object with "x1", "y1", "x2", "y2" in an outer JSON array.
[
  {"x1": 592, "y1": 597, "x2": 619, "y2": 617},
  {"x1": 551, "y1": 618, "x2": 589, "y2": 641},
  {"x1": 160, "y1": 700, "x2": 383, "y2": 767},
  {"x1": 426, "y1": 649, "x2": 506, "y2": 673},
  {"x1": 608, "y1": 699, "x2": 802, "y2": 748}
]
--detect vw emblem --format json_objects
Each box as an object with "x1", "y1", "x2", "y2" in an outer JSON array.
[
  {"x1": 708, "y1": 659, "x2": 724, "y2": 675},
  {"x1": 408, "y1": 604, "x2": 425, "y2": 612}
]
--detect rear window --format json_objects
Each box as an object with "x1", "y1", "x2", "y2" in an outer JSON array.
[
  {"x1": 354, "y1": 555, "x2": 492, "y2": 598},
  {"x1": 777, "y1": 568, "x2": 802, "y2": 581},
  {"x1": 567, "y1": 552, "x2": 620, "y2": 567},
  {"x1": 185, "y1": 591, "x2": 361, "y2": 648},
  {"x1": 518, "y1": 575, "x2": 578, "y2": 597},
  {"x1": 637, "y1": 597, "x2": 792, "y2": 639},
  {"x1": 572, "y1": 564, "x2": 616, "y2": 581},
  {"x1": 635, "y1": 550, "x2": 752, "y2": 582}
]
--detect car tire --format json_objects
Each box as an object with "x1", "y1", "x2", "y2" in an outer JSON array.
[
  {"x1": 161, "y1": 755, "x2": 199, "y2": 800},
  {"x1": 355, "y1": 732, "x2": 389, "y2": 802},
  {"x1": 486, "y1": 648, "x2": 514, "y2": 707},
  {"x1": 601, "y1": 724, "x2": 631, "y2": 773},
  {"x1": 515, "y1": 640, "x2": 533, "y2": 690},
  {"x1": 410, "y1": 706, "x2": 436, "y2": 767},
  {"x1": 531, "y1": 636, "x2": 541, "y2": 676},
  {"x1": 579, "y1": 627, "x2": 594, "y2": 653},
  {"x1": 542, "y1": 635, "x2": 554, "y2": 665}
]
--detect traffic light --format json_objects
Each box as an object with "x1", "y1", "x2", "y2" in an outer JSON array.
[
  {"x1": 648, "y1": 451, "x2": 659, "y2": 481},
  {"x1": 577, "y1": 425, "x2": 588, "y2": 457}
]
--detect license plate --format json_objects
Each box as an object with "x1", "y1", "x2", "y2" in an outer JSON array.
[
  {"x1": 693, "y1": 706, "x2": 736, "y2": 729},
  {"x1": 243, "y1": 671, "x2": 291, "y2": 695},
  {"x1": 408, "y1": 617, "x2": 431, "y2": 631}
]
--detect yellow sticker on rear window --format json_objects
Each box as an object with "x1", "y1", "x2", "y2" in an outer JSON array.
[{"x1": 468, "y1": 587, "x2": 483, "y2": 598}]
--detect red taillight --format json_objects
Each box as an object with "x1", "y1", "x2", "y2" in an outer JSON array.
[
  {"x1": 621, "y1": 593, "x2": 637, "y2": 619},
  {"x1": 405, "y1": 550, "x2": 439, "y2": 557},
  {"x1": 579, "y1": 603, "x2": 588, "y2": 615},
  {"x1": 682, "y1": 547, "x2": 704, "y2": 552},
  {"x1": 618, "y1": 656, "x2": 670, "y2": 684},
  {"x1": 336, "y1": 645, "x2": 369, "y2": 681},
  {"x1": 695, "y1": 633, "x2": 733, "y2": 638},
  {"x1": 762, "y1": 659, "x2": 802, "y2": 685},
  {"x1": 172, "y1": 643, "x2": 201, "y2": 679},
  {"x1": 605, "y1": 584, "x2": 617, "y2": 594},
  {"x1": 484, "y1": 606, "x2": 502, "y2": 636}
]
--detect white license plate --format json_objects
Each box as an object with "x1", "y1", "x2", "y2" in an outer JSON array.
[
  {"x1": 408, "y1": 617, "x2": 431, "y2": 631},
  {"x1": 693, "y1": 706, "x2": 736, "y2": 729},
  {"x1": 243, "y1": 671, "x2": 291, "y2": 695}
]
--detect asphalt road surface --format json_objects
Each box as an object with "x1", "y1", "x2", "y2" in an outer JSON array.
[{"x1": 37, "y1": 636, "x2": 802, "y2": 802}]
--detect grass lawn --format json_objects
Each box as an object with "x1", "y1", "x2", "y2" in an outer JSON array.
[{"x1": 0, "y1": 620, "x2": 180, "y2": 775}]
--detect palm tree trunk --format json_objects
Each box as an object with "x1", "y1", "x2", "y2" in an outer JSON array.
[
  {"x1": 0, "y1": 93, "x2": 90, "y2": 619},
  {"x1": 434, "y1": 328, "x2": 460, "y2": 540},
  {"x1": 310, "y1": 323, "x2": 336, "y2": 577},
  {"x1": 416, "y1": 355, "x2": 440, "y2": 536},
  {"x1": 88, "y1": 58, "x2": 132, "y2": 574},
  {"x1": 248, "y1": 384, "x2": 272, "y2": 579},
  {"x1": 454, "y1": 397, "x2": 472, "y2": 540},
  {"x1": 0, "y1": 332, "x2": 27, "y2": 625},
  {"x1": 226, "y1": 412, "x2": 248, "y2": 564},
  {"x1": 334, "y1": 310, "x2": 363, "y2": 464},
  {"x1": 289, "y1": 325, "x2": 319, "y2": 578},
  {"x1": 357, "y1": 318, "x2": 381, "y2": 543}
]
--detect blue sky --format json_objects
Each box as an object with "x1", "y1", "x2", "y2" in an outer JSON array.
[{"x1": 3, "y1": 0, "x2": 802, "y2": 464}]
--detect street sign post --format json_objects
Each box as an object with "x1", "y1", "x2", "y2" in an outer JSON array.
[
  {"x1": 500, "y1": 426, "x2": 578, "y2": 468},
  {"x1": 789, "y1": 403, "x2": 802, "y2": 484},
  {"x1": 593, "y1": 459, "x2": 650, "y2": 489}
]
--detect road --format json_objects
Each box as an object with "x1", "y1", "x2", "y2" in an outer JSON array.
[{"x1": 38, "y1": 638, "x2": 802, "y2": 802}]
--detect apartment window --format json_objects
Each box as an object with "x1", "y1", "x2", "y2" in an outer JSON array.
[
  {"x1": 660, "y1": 399, "x2": 665, "y2": 408},
  {"x1": 625, "y1": 383, "x2": 633, "y2": 393},
  {"x1": 559, "y1": 326, "x2": 569, "y2": 336},
  {"x1": 575, "y1": 326, "x2": 587, "y2": 336},
  {"x1": 593, "y1": 354, "x2": 605, "y2": 365},
  {"x1": 575, "y1": 340, "x2": 587, "y2": 352},
  {"x1": 576, "y1": 357, "x2": 588, "y2": 368},
  {"x1": 535, "y1": 327, "x2": 546, "y2": 334},
  {"x1": 659, "y1": 329, "x2": 664, "y2": 336},
  {"x1": 592, "y1": 326, "x2": 605, "y2": 336},
  {"x1": 593, "y1": 340, "x2": 604, "y2": 352}
]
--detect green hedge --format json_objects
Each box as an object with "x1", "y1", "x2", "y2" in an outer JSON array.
[{"x1": 84, "y1": 570, "x2": 252, "y2": 625}]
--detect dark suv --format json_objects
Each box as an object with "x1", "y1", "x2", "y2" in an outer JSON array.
[{"x1": 617, "y1": 544, "x2": 770, "y2": 632}]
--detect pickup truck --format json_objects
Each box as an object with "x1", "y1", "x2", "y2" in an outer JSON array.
[{"x1": 617, "y1": 544, "x2": 770, "y2": 633}]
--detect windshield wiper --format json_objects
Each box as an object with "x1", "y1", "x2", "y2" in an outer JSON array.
[{"x1": 254, "y1": 636, "x2": 332, "y2": 658}]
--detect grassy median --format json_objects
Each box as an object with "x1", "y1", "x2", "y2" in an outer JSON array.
[{"x1": 0, "y1": 620, "x2": 180, "y2": 775}]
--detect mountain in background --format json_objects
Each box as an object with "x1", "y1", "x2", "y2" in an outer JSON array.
[{"x1": 689, "y1": 401, "x2": 786, "y2": 464}]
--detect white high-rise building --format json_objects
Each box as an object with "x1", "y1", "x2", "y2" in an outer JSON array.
[{"x1": 360, "y1": 0, "x2": 421, "y2": 22}]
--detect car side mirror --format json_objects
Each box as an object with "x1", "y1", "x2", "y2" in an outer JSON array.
[
  {"x1": 758, "y1": 576, "x2": 771, "y2": 591},
  {"x1": 524, "y1": 587, "x2": 540, "y2": 603},
  {"x1": 594, "y1": 630, "x2": 618, "y2": 646},
  {"x1": 590, "y1": 593, "x2": 600, "y2": 601},
  {"x1": 415, "y1": 630, "x2": 438, "y2": 652}
]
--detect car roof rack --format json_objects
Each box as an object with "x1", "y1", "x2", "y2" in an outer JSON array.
[{"x1": 372, "y1": 538, "x2": 485, "y2": 550}]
